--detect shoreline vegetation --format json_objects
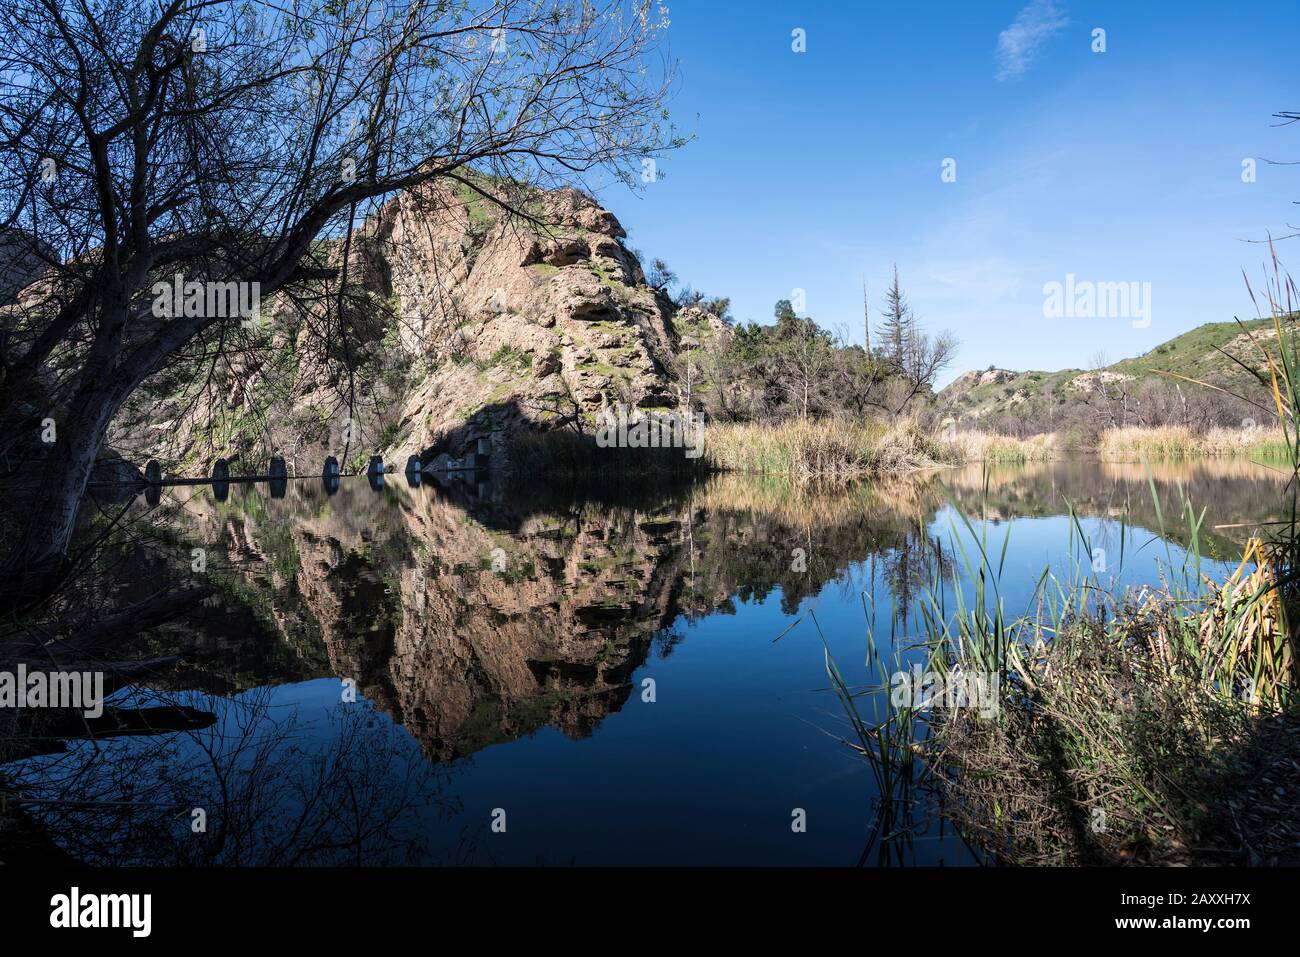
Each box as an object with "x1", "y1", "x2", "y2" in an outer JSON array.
[
  {"x1": 833, "y1": 300, "x2": 1300, "y2": 866},
  {"x1": 509, "y1": 419, "x2": 1290, "y2": 480},
  {"x1": 913, "y1": 524, "x2": 1300, "y2": 865},
  {"x1": 1093, "y1": 424, "x2": 1291, "y2": 461},
  {"x1": 493, "y1": 280, "x2": 1299, "y2": 483},
  {"x1": 949, "y1": 424, "x2": 1290, "y2": 465},
  {"x1": 703, "y1": 420, "x2": 955, "y2": 477}
]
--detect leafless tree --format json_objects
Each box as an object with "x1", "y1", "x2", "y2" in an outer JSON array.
[
  {"x1": 0, "y1": 0, "x2": 679, "y2": 610},
  {"x1": 769, "y1": 315, "x2": 836, "y2": 421}
]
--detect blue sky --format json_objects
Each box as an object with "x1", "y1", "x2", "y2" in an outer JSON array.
[{"x1": 601, "y1": 0, "x2": 1299, "y2": 385}]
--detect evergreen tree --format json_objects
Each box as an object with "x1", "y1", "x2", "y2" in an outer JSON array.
[{"x1": 877, "y1": 265, "x2": 914, "y2": 369}]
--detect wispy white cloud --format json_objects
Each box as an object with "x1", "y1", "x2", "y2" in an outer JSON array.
[{"x1": 995, "y1": 0, "x2": 1070, "y2": 82}]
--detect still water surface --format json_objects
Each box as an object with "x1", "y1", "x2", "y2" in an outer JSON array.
[{"x1": 9, "y1": 458, "x2": 1288, "y2": 865}]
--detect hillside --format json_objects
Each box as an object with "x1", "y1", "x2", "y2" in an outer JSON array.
[{"x1": 939, "y1": 317, "x2": 1287, "y2": 434}]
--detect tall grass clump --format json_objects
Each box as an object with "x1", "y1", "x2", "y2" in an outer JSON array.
[
  {"x1": 901, "y1": 482, "x2": 1299, "y2": 863},
  {"x1": 704, "y1": 418, "x2": 955, "y2": 479},
  {"x1": 799, "y1": 601, "x2": 927, "y2": 866},
  {"x1": 947, "y1": 430, "x2": 1059, "y2": 464},
  {"x1": 896, "y1": 255, "x2": 1300, "y2": 864},
  {"x1": 1096, "y1": 424, "x2": 1289, "y2": 461},
  {"x1": 509, "y1": 417, "x2": 960, "y2": 480}
]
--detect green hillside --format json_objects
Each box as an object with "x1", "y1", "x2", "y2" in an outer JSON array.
[
  {"x1": 939, "y1": 317, "x2": 1286, "y2": 433},
  {"x1": 1107, "y1": 318, "x2": 1275, "y2": 380}
]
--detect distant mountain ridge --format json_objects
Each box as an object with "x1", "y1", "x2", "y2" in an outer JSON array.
[{"x1": 939, "y1": 317, "x2": 1286, "y2": 433}]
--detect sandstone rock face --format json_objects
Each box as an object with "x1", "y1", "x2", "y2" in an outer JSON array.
[
  {"x1": 375, "y1": 184, "x2": 684, "y2": 466},
  {"x1": 111, "y1": 181, "x2": 713, "y2": 476},
  {"x1": 978, "y1": 369, "x2": 1015, "y2": 387}
]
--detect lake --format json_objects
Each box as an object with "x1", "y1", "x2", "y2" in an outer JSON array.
[{"x1": 7, "y1": 457, "x2": 1289, "y2": 865}]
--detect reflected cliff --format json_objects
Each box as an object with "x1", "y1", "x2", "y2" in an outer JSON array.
[
  {"x1": 3, "y1": 457, "x2": 1289, "y2": 865},
  {"x1": 134, "y1": 458, "x2": 1292, "y2": 763},
  {"x1": 141, "y1": 458, "x2": 1284, "y2": 760},
  {"x1": 161, "y1": 471, "x2": 939, "y2": 762}
]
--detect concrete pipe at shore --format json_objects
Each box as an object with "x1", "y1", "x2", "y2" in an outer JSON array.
[
  {"x1": 269, "y1": 456, "x2": 288, "y2": 499},
  {"x1": 212, "y1": 458, "x2": 230, "y2": 503},
  {"x1": 367, "y1": 455, "x2": 385, "y2": 491},
  {"x1": 322, "y1": 456, "x2": 340, "y2": 495}
]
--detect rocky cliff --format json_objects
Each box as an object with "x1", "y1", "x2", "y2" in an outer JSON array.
[{"x1": 109, "y1": 179, "x2": 727, "y2": 476}]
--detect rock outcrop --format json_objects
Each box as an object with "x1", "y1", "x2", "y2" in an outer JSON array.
[{"x1": 110, "y1": 180, "x2": 718, "y2": 476}]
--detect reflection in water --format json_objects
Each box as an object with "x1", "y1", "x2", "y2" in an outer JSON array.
[
  {"x1": 8, "y1": 685, "x2": 452, "y2": 865},
  {"x1": 3, "y1": 459, "x2": 1287, "y2": 865},
  {"x1": 943, "y1": 459, "x2": 1289, "y2": 562}
]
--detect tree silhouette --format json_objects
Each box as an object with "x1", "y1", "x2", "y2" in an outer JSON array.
[{"x1": 0, "y1": 0, "x2": 679, "y2": 610}]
